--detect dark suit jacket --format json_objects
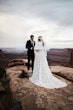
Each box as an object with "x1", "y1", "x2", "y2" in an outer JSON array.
[{"x1": 26, "y1": 40, "x2": 35, "y2": 58}]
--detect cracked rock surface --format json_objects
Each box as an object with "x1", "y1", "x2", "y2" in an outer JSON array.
[{"x1": 6, "y1": 65, "x2": 73, "y2": 110}]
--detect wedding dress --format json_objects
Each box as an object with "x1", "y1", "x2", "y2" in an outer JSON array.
[{"x1": 29, "y1": 41, "x2": 67, "y2": 89}]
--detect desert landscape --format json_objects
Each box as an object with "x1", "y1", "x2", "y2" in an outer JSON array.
[
  {"x1": 0, "y1": 48, "x2": 73, "y2": 110},
  {"x1": 0, "y1": 0, "x2": 73, "y2": 110}
]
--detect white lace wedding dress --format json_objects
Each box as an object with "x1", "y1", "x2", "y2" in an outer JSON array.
[{"x1": 29, "y1": 41, "x2": 67, "y2": 89}]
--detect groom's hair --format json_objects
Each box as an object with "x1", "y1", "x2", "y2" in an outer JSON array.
[{"x1": 30, "y1": 35, "x2": 34, "y2": 38}]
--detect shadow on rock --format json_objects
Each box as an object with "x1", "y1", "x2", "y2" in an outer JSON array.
[{"x1": 0, "y1": 67, "x2": 22, "y2": 110}]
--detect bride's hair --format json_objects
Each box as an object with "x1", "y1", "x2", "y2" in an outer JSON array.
[{"x1": 38, "y1": 36, "x2": 44, "y2": 46}]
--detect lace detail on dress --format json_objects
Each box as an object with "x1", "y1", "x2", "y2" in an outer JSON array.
[{"x1": 29, "y1": 42, "x2": 67, "y2": 89}]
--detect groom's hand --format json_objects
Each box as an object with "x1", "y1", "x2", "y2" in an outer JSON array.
[{"x1": 31, "y1": 47, "x2": 34, "y2": 50}]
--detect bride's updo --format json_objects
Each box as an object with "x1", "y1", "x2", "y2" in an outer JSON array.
[{"x1": 38, "y1": 36, "x2": 44, "y2": 46}]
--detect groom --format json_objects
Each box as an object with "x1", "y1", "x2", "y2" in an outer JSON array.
[{"x1": 26, "y1": 35, "x2": 35, "y2": 72}]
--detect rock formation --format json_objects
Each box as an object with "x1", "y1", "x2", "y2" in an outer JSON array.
[
  {"x1": 6, "y1": 65, "x2": 73, "y2": 110},
  {"x1": 47, "y1": 49, "x2": 73, "y2": 67},
  {"x1": 8, "y1": 59, "x2": 25, "y2": 67},
  {"x1": 0, "y1": 49, "x2": 5, "y2": 58}
]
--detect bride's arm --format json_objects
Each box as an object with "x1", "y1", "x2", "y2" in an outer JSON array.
[
  {"x1": 44, "y1": 42, "x2": 47, "y2": 57},
  {"x1": 34, "y1": 42, "x2": 42, "y2": 52}
]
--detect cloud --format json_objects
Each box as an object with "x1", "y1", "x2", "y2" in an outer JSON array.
[
  {"x1": 0, "y1": 0, "x2": 73, "y2": 26},
  {"x1": 0, "y1": 0, "x2": 73, "y2": 48},
  {"x1": 0, "y1": 12, "x2": 53, "y2": 47}
]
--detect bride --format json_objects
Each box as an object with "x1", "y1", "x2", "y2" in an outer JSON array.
[{"x1": 29, "y1": 36, "x2": 67, "y2": 89}]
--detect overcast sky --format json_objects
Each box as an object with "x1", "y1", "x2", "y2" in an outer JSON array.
[{"x1": 0, "y1": 0, "x2": 73, "y2": 48}]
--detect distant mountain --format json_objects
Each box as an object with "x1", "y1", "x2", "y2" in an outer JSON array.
[
  {"x1": 0, "y1": 48, "x2": 27, "y2": 53},
  {"x1": 0, "y1": 49, "x2": 5, "y2": 57}
]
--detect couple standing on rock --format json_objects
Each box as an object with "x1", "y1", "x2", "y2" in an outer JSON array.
[{"x1": 26, "y1": 35, "x2": 67, "y2": 89}]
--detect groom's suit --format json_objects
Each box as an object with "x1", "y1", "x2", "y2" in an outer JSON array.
[{"x1": 26, "y1": 40, "x2": 35, "y2": 71}]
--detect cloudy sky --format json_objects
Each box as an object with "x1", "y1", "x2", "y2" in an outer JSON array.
[{"x1": 0, "y1": 0, "x2": 73, "y2": 48}]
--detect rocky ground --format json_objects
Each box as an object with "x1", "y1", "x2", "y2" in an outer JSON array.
[{"x1": 6, "y1": 65, "x2": 73, "y2": 110}]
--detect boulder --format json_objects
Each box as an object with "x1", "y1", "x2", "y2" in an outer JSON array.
[
  {"x1": 8, "y1": 59, "x2": 25, "y2": 67},
  {"x1": 50, "y1": 66, "x2": 73, "y2": 82},
  {"x1": 0, "y1": 67, "x2": 6, "y2": 80},
  {"x1": 8, "y1": 59, "x2": 32, "y2": 67},
  {"x1": 0, "y1": 83, "x2": 5, "y2": 92}
]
